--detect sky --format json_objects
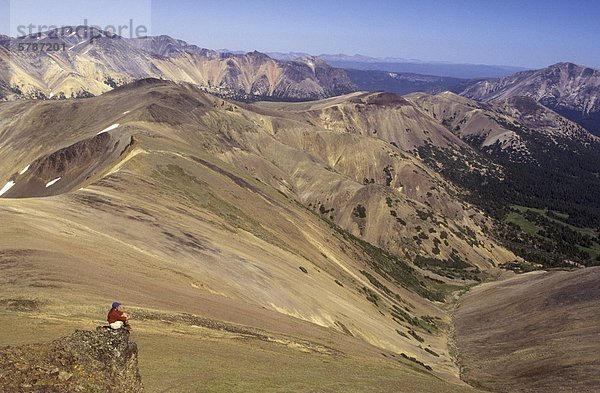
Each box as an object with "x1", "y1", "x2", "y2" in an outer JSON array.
[{"x1": 1, "y1": 0, "x2": 600, "y2": 68}]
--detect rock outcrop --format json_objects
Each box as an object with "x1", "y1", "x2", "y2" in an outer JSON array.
[{"x1": 0, "y1": 328, "x2": 143, "y2": 392}]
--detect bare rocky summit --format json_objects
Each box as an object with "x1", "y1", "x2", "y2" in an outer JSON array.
[
  {"x1": 461, "y1": 62, "x2": 600, "y2": 135},
  {"x1": 0, "y1": 328, "x2": 143, "y2": 392}
]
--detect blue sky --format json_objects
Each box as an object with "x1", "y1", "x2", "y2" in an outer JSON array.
[{"x1": 1, "y1": 0, "x2": 599, "y2": 68}]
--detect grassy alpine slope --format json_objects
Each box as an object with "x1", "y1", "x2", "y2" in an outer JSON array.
[{"x1": 454, "y1": 267, "x2": 600, "y2": 393}]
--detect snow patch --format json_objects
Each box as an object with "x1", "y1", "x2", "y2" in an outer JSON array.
[
  {"x1": 0, "y1": 181, "x2": 15, "y2": 197},
  {"x1": 97, "y1": 123, "x2": 119, "y2": 135},
  {"x1": 19, "y1": 165, "x2": 30, "y2": 175},
  {"x1": 45, "y1": 177, "x2": 61, "y2": 188}
]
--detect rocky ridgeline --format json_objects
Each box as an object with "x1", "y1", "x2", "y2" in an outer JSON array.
[
  {"x1": 0, "y1": 327, "x2": 143, "y2": 392},
  {"x1": 460, "y1": 62, "x2": 600, "y2": 135}
]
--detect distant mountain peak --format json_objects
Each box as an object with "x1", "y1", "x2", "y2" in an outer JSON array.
[
  {"x1": 460, "y1": 63, "x2": 600, "y2": 135},
  {"x1": 126, "y1": 34, "x2": 211, "y2": 57},
  {"x1": 245, "y1": 50, "x2": 272, "y2": 59},
  {"x1": 549, "y1": 61, "x2": 587, "y2": 69}
]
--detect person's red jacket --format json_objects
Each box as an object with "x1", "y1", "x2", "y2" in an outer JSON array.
[{"x1": 107, "y1": 308, "x2": 128, "y2": 324}]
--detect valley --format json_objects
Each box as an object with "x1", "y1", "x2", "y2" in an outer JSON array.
[{"x1": 454, "y1": 267, "x2": 600, "y2": 392}]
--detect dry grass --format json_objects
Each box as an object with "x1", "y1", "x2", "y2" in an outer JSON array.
[
  {"x1": 454, "y1": 268, "x2": 600, "y2": 392},
  {"x1": 0, "y1": 306, "x2": 478, "y2": 393}
]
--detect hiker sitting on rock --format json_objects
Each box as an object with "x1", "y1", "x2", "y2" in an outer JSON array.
[{"x1": 107, "y1": 302, "x2": 131, "y2": 330}]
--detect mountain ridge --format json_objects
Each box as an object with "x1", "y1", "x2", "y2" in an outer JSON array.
[
  {"x1": 1, "y1": 26, "x2": 357, "y2": 101},
  {"x1": 460, "y1": 62, "x2": 600, "y2": 135}
]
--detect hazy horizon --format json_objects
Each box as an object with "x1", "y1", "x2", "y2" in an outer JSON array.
[{"x1": 1, "y1": 0, "x2": 599, "y2": 69}]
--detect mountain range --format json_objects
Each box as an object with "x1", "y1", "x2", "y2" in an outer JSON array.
[
  {"x1": 268, "y1": 52, "x2": 527, "y2": 79},
  {"x1": 4, "y1": 27, "x2": 600, "y2": 139},
  {"x1": 1, "y1": 26, "x2": 600, "y2": 392},
  {"x1": 1, "y1": 26, "x2": 355, "y2": 101}
]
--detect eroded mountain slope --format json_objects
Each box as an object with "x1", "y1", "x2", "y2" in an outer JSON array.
[
  {"x1": 0, "y1": 79, "x2": 518, "y2": 389},
  {"x1": 407, "y1": 91, "x2": 600, "y2": 267},
  {"x1": 242, "y1": 92, "x2": 517, "y2": 271}
]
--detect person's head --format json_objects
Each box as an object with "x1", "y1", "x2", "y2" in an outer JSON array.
[{"x1": 112, "y1": 301, "x2": 122, "y2": 310}]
